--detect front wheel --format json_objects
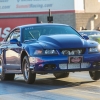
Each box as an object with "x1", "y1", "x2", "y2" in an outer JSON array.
[
  {"x1": 53, "y1": 72, "x2": 69, "y2": 79},
  {"x1": 22, "y1": 56, "x2": 36, "y2": 84},
  {"x1": 89, "y1": 71, "x2": 100, "y2": 80}
]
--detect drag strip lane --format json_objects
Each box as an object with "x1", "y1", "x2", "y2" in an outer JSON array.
[{"x1": 0, "y1": 72, "x2": 100, "y2": 100}]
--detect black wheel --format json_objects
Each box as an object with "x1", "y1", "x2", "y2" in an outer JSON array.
[
  {"x1": 53, "y1": 72, "x2": 69, "y2": 79},
  {"x1": 1, "y1": 73, "x2": 15, "y2": 81},
  {"x1": 89, "y1": 71, "x2": 100, "y2": 80},
  {"x1": 22, "y1": 56, "x2": 36, "y2": 84},
  {"x1": 0, "y1": 59, "x2": 15, "y2": 81}
]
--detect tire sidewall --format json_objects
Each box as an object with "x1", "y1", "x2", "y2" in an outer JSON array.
[
  {"x1": 22, "y1": 56, "x2": 29, "y2": 82},
  {"x1": 89, "y1": 71, "x2": 100, "y2": 80},
  {"x1": 0, "y1": 58, "x2": 6, "y2": 80},
  {"x1": 22, "y1": 56, "x2": 36, "y2": 84}
]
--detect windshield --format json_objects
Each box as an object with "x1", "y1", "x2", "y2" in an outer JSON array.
[{"x1": 22, "y1": 25, "x2": 82, "y2": 42}]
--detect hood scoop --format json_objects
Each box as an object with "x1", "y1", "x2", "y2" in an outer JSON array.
[{"x1": 38, "y1": 34, "x2": 87, "y2": 49}]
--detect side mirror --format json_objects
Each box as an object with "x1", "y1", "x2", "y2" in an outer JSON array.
[
  {"x1": 10, "y1": 39, "x2": 18, "y2": 44},
  {"x1": 83, "y1": 35, "x2": 89, "y2": 40},
  {"x1": 10, "y1": 39, "x2": 22, "y2": 46}
]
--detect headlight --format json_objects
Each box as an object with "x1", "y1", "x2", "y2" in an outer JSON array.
[
  {"x1": 89, "y1": 47, "x2": 99, "y2": 53},
  {"x1": 44, "y1": 50, "x2": 57, "y2": 55},
  {"x1": 34, "y1": 50, "x2": 43, "y2": 55},
  {"x1": 62, "y1": 50, "x2": 82, "y2": 55},
  {"x1": 98, "y1": 45, "x2": 100, "y2": 51},
  {"x1": 29, "y1": 57, "x2": 44, "y2": 64},
  {"x1": 34, "y1": 49, "x2": 58, "y2": 55}
]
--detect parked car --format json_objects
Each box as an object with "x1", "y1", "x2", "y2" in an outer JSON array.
[
  {"x1": 79, "y1": 30, "x2": 100, "y2": 44},
  {"x1": 0, "y1": 23, "x2": 100, "y2": 84},
  {"x1": 79, "y1": 30, "x2": 100, "y2": 36}
]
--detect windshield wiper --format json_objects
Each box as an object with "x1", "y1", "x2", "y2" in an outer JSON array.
[{"x1": 29, "y1": 31, "x2": 35, "y2": 39}]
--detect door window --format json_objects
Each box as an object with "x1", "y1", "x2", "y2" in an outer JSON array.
[{"x1": 6, "y1": 29, "x2": 20, "y2": 42}]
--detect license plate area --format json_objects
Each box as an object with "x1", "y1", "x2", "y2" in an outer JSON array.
[{"x1": 69, "y1": 56, "x2": 83, "y2": 63}]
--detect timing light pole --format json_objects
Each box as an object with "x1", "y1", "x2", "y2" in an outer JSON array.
[{"x1": 47, "y1": 9, "x2": 53, "y2": 23}]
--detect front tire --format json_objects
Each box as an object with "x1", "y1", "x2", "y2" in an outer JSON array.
[
  {"x1": 22, "y1": 56, "x2": 36, "y2": 84},
  {"x1": 89, "y1": 71, "x2": 100, "y2": 80},
  {"x1": 53, "y1": 72, "x2": 69, "y2": 79}
]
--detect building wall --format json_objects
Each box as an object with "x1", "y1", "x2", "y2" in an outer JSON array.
[
  {"x1": 85, "y1": 0, "x2": 100, "y2": 13},
  {"x1": 0, "y1": 0, "x2": 79, "y2": 37},
  {"x1": 39, "y1": 13, "x2": 76, "y2": 28},
  {"x1": 2, "y1": 0, "x2": 100, "y2": 34},
  {"x1": 75, "y1": 13, "x2": 100, "y2": 31},
  {"x1": 0, "y1": 12, "x2": 76, "y2": 28}
]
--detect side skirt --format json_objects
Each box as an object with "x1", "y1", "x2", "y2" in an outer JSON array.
[{"x1": 4, "y1": 69, "x2": 22, "y2": 74}]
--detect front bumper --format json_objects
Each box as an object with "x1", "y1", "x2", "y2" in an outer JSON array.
[{"x1": 29, "y1": 53, "x2": 100, "y2": 73}]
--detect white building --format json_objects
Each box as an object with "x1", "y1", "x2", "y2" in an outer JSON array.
[{"x1": 0, "y1": 0, "x2": 100, "y2": 40}]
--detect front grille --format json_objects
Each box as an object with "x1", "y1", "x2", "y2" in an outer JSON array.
[{"x1": 61, "y1": 48, "x2": 86, "y2": 55}]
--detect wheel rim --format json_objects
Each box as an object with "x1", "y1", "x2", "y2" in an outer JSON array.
[{"x1": 24, "y1": 61, "x2": 29, "y2": 80}]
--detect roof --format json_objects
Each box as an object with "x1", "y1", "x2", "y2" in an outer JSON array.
[{"x1": 16, "y1": 23, "x2": 69, "y2": 28}]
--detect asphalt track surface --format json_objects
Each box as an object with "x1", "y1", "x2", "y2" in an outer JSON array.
[{"x1": 0, "y1": 72, "x2": 100, "y2": 100}]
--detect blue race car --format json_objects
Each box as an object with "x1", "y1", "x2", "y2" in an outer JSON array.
[{"x1": 0, "y1": 23, "x2": 100, "y2": 84}]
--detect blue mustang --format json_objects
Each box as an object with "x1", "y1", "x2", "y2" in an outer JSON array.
[{"x1": 0, "y1": 23, "x2": 100, "y2": 84}]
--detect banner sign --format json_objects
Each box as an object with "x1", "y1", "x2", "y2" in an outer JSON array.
[
  {"x1": 0, "y1": 0, "x2": 75, "y2": 13},
  {"x1": 0, "y1": 18, "x2": 37, "y2": 41}
]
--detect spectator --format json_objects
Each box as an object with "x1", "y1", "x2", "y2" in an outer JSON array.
[
  {"x1": 81, "y1": 26, "x2": 87, "y2": 30},
  {"x1": 96, "y1": 27, "x2": 100, "y2": 31},
  {"x1": 37, "y1": 21, "x2": 43, "y2": 23}
]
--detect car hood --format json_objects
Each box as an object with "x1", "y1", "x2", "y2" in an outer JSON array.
[{"x1": 28, "y1": 34, "x2": 99, "y2": 49}]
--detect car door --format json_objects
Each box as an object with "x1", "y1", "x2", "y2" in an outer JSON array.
[
  {"x1": 5, "y1": 28, "x2": 22, "y2": 70},
  {"x1": 0, "y1": 39, "x2": 9, "y2": 71}
]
